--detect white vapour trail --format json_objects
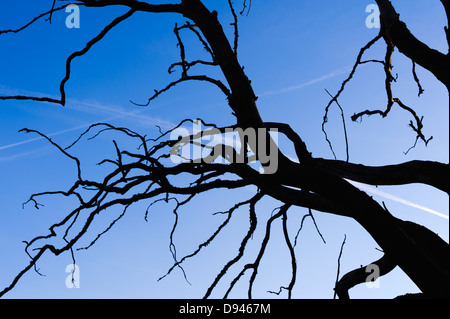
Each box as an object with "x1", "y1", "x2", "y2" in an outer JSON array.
[
  {"x1": 348, "y1": 180, "x2": 449, "y2": 220},
  {"x1": 261, "y1": 66, "x2": 351, "y2": 97},
  {"x1": 0, "y1": 99, "x2": 175, "y2": 151},
  {"x1": 0, "y1": 123, "x2": 97, "y2": 151}
]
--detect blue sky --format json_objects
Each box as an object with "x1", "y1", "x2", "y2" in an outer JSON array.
[{"x1": 0, "y1": 0, "x2": 448, "y2": 299}]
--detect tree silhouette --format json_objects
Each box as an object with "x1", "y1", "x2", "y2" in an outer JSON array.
[{"x1": 0, "y1": 0, "x2": 448, "y2": 299}]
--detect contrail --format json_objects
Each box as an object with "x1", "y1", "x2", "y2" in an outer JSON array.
[
  {"x1": 0, "y1": 148, "x2": 47, "y2": 162},
  {"x1": 0, "y1": 98, "x2": 175, "y2": 151},
  {"x1": 348, "y1": 180, "x2": 449, "y2": 220},
  {"x1": 261, "y1": 66, "x2": 351, "y2": 97},
  {"x1": 0, "y1": 123, "x2": 95, "y2": 151}
]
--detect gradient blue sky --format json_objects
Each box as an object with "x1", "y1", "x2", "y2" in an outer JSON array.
[{"x1": 0, "y1": 0, "x2": 448, "y2": 299}]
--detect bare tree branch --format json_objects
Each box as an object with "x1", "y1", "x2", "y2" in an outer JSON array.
[
  {"x1": 334, "y1": 234, "x2": 347, "y2": 299},
  {"x1": 324, "y1": 89, "x2": 350, "y2": 162},
  {"x1": 334, "y1": 253, "x2": 396, "y2": 299},
  {"x1": 227, "y1": 0, "x2": 239, "y2": 56},
  {"x1": 412, "y1": 60, "x2": 425, "y2": 97},
  {"x1": 1, "y1": 9, "x2": 136, "y2": 106},
  {"x1": 204, "y1": 192, "x2": 263, "y2": 299},
  {"x1": 314, "y1": 159, "x2": 449, "y2": 194},
  {"x1": 0, "y1": 4, "x2": 69, "y2": 35},
  {"x1": 346, "y1": 36, "x2": 432, "y2": 149},
  {"x1": 76, "y1": 0, "x2": 183, "y2": 14},
  {"x1": 375, "y1": 0, "x2": 449, "y2": 89}
]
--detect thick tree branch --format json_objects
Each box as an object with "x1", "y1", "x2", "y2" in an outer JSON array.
[
  {"x1": 375, "y1": 0, "x2": 449, "y2": 89},
  {"x1": 275, "y1": 158, "x2": 449, "y2": 297},
  {"x1": 335, "y1": 253, "x2": 396, "y2": 299},
  {"x1": 314, "y1": 159, "x2": 449, "y2": 194},
  {"x1": 263, "y1": 122, "x2": 312, "y2": 163},
  {"x1": 182, "y1": 0, "x2": 261, "y2": 126}
]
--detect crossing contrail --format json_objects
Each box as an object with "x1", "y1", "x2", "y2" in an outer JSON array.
[
  {"x1": 0, "y1": 123, "x2": 95, "y2": 151},
  {"x1": 0, "y1": 99, "x2": 175, "y2": 152}
]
